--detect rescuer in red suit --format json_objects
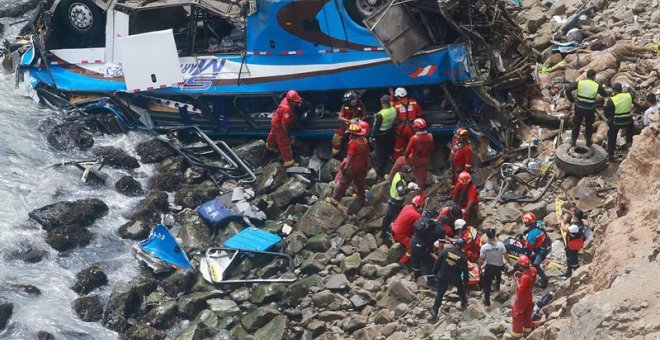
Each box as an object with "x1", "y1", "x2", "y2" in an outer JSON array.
[
  {"x1": 449, "y1": 128, "x2": 472, "y2": 185},
  {"x1": 389, "y1": 118, "x2": 434, "y2": 189},
  {"x1": 266, "y1": 90, "x2": 303, "y2": 167},
  {"x1": 332, "y1": 90, "x2": 367, "y2": 156},
  {"x1": 391, "y1": 87, "x2": 423, "y2": 160},
  {"x1": 330, "y1": 121, "x2": 371, "y2": 202},
  {"x1": 509, "y1": 254, "x2": 538, "y2": 339},
  {"x1": 391, "y1": 194, "x2": 425, "y2": 265}
]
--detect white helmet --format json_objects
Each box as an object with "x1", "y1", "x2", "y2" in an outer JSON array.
[
  {"x1": 568, "y1": 224, "x2": 580, "y2": 234},
  {"x1": 454, "y1": 219, "x2": 466, "y2": 230},
  {"x1": 394, "y1": 87, "x2": 407, "y2": 98}
]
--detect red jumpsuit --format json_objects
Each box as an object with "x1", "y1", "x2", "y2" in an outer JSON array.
[
  {"x1": 332, "y1": 103, "x2": 366, "y2": 155},
  {"x1": 392, "y1": 97, "x2": 423, "y2": 159},
  {"x1": 437, "y1": 206, "x2": 457, "y2": 237},
  {"x1": 450, "y1": 141, "x2": 472, "y2": 184},
  {"x1": 511, "y1": 266, "x2": 538, "y2": 337},
  {"x1": 451, "y1": 182, "x2": 479, "y2": 224},
  {"x1": 391, "y1": 204, "x2": 421, "y2": 264},
  {"x1": 266, "y1": 98, "x2": 295, "y2": 165},
  {"x1": 459, "y1": 226, "x2": 482, "y2": 263},
  {"x1": 332, "y1": 136, "x2": 370, "y2": 201},
  {"x1": 390, "y1": 131, "x2": 434, "y2": 189}
]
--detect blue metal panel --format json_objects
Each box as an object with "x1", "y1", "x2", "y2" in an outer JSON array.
[{"x1": 223, "y1": 227, "x2": 282, "y2": 251}]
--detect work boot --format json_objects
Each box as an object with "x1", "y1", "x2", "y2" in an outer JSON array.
[
  {"x1": 265, "y1": 144, "x2": 279, "y2": 153},
  {"x1": 429, "y1": 308, "x2": 439, "y2": 322}
]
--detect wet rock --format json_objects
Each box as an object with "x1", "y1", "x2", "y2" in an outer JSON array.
[
  {"x1": 36, "y1": 331, "x2": 54, "y2": 340},
  {"x1": 103, "y1": 279, "x2": 158, "y2": 332},
  {"x1": 136, "y1": 139, "x2": 176, "y2": 164},
  {"x1": 305, "y1": 233, "x2": 331, "y2": 252},
  {"x1": 74, "y1": 296, "x2": 103, "y2": 322},
  {"x1": 175, "y1": 208, "x2": 213, "y2": 249},
  {"x1": 73, "y1": 264, "x2": 108, "y2": 295},
  {"x1": 178, "y1": 291, "x2": 223, "y2": 319},
  {"x1": 117, "y1": 220, "x2": 150, "y2": 240},
  {"x1": 160, "y1": 270, "x2": 197, "y2": 297},
  {"x1": 115, "y1": 176, "x2": 144, "y2": 197},
  {"x1": 8, "y1": 284, "x2": 40, "y2": 296},
  {"x1": 256, "y1": 162, "x2": 288, "y2": 194},
  {"x1": 253, "y1": 315, "x2": 288, "y2": 340},
  {"x1": 8, "y1": 247, "x2": 47, "y2": 263},
  {"x1": 123, "y1": 324, "x2": 167, "y2": 340},
  {"x1": 46, "y1": 224, "x2": 93, "y2": 251},
  {"x1": 0, "y1": 298, "x2": 13, "y2": 330},
  {"x1": 251, "y1": 284, "x2": 286, "y2": 305},
  {"x1": 340, "y1": 253, "x2": 362, "y2": 276},
  {"x1": 298, "y1": 201, "x2": 347, "y2": 236},
  {"x1": 240, "y1": 307, "x2": 281, "y2": 332},
  {"x1": 93, "y1": 146, "x2": 140, "y2": 170},
  {"x1": 320, "y1": 158, "x2": 341, "y2": 182},
  {"x1": 131, "y1": 191, "x2": 169, "y2": 223},
  {"x1": 143, "y1": 300, "x2": 178, "y2": 329},
  {"x1": 234, "y1": 140, "x2": 270, "y2": 168},
  {"x1": 270, "y1": 178, "x2": 308, "y2": 209},
  {"x1": 207, "y1": 299, "x2": 239, "y2": 319},
  {"x1": 174, "y1": 182, "x2": 219, "y2": 209},
  {"x1": 377, "y1": 279, "x2": 417, "y2": 309},
  {"x1": 46, "y1": 123, "x2": 94, "y2": 151},
  {"x1": 29, "y1": 198, "x2": 108, "y2": 232},
  {"x1": 325, "y1": 274, "x2": 350, "y2": 291},
  {"x1": 149, "y1": 170, "x2": 185, "y2": 192},
  {"x1": 341, "y1": 314, "x2": 367, "y2": 332}
]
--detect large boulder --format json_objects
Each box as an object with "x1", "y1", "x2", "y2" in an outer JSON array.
[
  {"x1": 115, "y1": 176, "x2": 144, "y2": 197},
  {"x1": 46, "y1": 123, "x2": 94, "y2": 151},
  {"x1": 174, "y1": 181, "x2": 220, "y2": 209},
  {"x1": 73, "y1": 264, "x2": 108, "y2": 295},
  {"x1": 142, "y1": 300, "x2": 178, "y2": 330},
  {"x1": 0, "y1": 298, "x2": 13, "y2": 330},
  {"x1": 130, "y1": 191, "x2": 169, "y2": 223},
  {"x1": 92, "y1": 146, "x2": 140, "y2": 170},
  {"x1": 177, "y1": 291, "x2": 222, "y2": 319},
  {"x1": 103, "y1": 279, "x2": 158, "y2": 332},
  {"x1": 73, "y1": 296, "x2": 103, "y2": 322},
  {"x1": 159, "y1": 270, "x2": 197, "y2": 297},
  {"x1": 207, "y1": 299, "x2": 239, "y2": 319},
  {"x1": 46, "y1": 224, "x2": 93, "y2": 251},
  {"x1": 250, "y1": 284, "x2": 287, "y2": 305},
  {"x1": 175, "y1": 208, "x2": 213, "y2": 249},
  {"x1": 270, "y1": 178, "x2": 308, "y2": 209},
  {"x1": 135, "y1": 139, "x2": 176, "y2": 164},
  {"x1": 377, "y1": 279, "x2": 417, "y2": 309},
  {"x1": 117, "y1": 220, "x2": 151, "y2": 240},
  {"x1": 298, "y1": 201, "x2": 347, "y2": 236},
  {"x1": 29, "y1": 198, "x2": 108, "y2": 232},
  {"x1": 148, "y1": 171, "x2": 185, "y2": 192},
  {"x1": 234, "y1": 140, "x2": 270, "y2": 168},
  {"x1": 240, "y1": 307, "x2": 281, "y2": 332},
  {"x1": 255, "y1": 162, "x2": 288, "y2": 194},
  {"x1": 320, "y1": 158, "x2": 341, "y2": 182},
  {"x1": 254, "y1": 315, "x2": 288, "y2": 340}
]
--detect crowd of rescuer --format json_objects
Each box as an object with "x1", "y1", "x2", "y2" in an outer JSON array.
[{"x1": 267, "y1": 89, "x2": 578, "y2": 334}]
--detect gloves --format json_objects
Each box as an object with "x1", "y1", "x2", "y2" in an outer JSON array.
[{"x1": 407, "y1": 182, "x2": 420, "y2": 190}]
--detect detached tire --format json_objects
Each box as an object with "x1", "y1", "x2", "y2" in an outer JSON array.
[
  {"x1": 555, "y1": 141, "x2": 608, "y2": 176},
  {"x1": 54, "y1": 0, "x2": 105, "y2": 48}
]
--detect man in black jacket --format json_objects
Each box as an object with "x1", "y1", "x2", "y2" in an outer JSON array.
[
  {"x1": 410, "y1": 211, "x2": 445, "y2": 282},
  {"x1": 429, "y1": 238, "x2": 469, "y2": 321}
]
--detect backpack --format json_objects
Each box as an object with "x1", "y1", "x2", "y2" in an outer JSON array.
[
  {"x1": 567, "y1": 227, "x2": 585, "y2": 251},
  {"x1": 525, "y1": 227, "x2": 550, "y2": 250}
]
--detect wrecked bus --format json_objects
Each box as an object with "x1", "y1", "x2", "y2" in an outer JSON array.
[{"x1": 8, "y1": 0, "x2": 534, "y2": 140}]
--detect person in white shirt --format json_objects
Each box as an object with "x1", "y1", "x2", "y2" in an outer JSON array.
[
  {"x1": 478, "y1": 228, "x2": 512, "y2": 306},
  {"x1": 643, "y1": 93, "x2": 658, "y2": 127}
]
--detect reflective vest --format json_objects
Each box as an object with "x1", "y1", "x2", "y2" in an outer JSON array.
[
  {"x1": 576, "y1": 79, "x2": 599, "y2": 109},
  {"x1": 376, "y1": 107, "x2": 396, "y2": 131},
  {"x1": 611, "y1": 93, "x2": 633, "y2": 125},
  {"x1": 389, "y1": 172, "x2": 406, "y2": 201}
]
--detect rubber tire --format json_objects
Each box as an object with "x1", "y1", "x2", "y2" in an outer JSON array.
[
  {"x1": 344, "y1": 0, "x2": 370, "y2": 27},
  {"x1": 555, "y1": 141, "x2": 608, "y2": 176},
  {"x1": 56, "y1": 0, "x2": 104, "y2": 36}
]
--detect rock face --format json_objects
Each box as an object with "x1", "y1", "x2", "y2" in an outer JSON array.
[
  {"x1": 93, "y1": 146, "x2": 140, "y2": 170},
  {"x1": 298, "y1": 201, "x2": 347, "y2": 236},
  {"x1": 103, "y1": 280, "x2": 157, "y2": 332},
  {"x1": 29, "y1": 198, "x2": 109, "y2": 232},
  {"x1": 130, "y1": 191, "x2": 169, "y2": 223},
  {"x1": 45, "y1": 224, "x2": 93, "y2": 251},
  {"x1": 46, "y1": 123, "x2": 94, "y2": 151},
  {"x1": 73, "y1": 264, "x2": 108, "y2": 295},
  {"x1": 0, "y1": 298, "x2": 13, "y2": 330},
  {"x1": 74, "y1": 296, "x2": 104, "y2": 322},
  {"x1": 115, "y1": 176, "x2": 144, "y2": 197},
  {"x1": 135, "y1": 139, "x2": 176, "y2": 164}
]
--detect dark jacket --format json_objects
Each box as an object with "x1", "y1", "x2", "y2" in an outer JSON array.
[
  {"x1": 412, "y1": 218, "x2": 445, "y2": 251},
  {"x1": 432, "y1": 246, "x2": 469, "y2": 285}
]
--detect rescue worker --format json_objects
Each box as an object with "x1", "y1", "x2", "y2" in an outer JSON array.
[
  {"x1": 388, "y1": 118, "x2": 434, "y2": 189},
  {"x1": 642, "y1": 93, "x2": 658, "y2": 127},
  {"x1": 371, "y1": 95, "x2": 396, "y2": 177},
  {"x1": 454, "y1": 219, "x2": 482, "y2": 263},
  {"x1": 509, "y1": 254, "x2": 537, "y2": 339},
  {"x1": 266, "y1": 90, "x2": 303, "y2": 167},
  {"x1": 561, "y1": 224, "x2": 588, "y2": 279},
  {"x1": 479, "y1": 228, "x2": 511, "y2": 306},
  {"x1": 565, "y1": 69, "x2": 609, "y2": 147},
  {"x1": 410, "y1": 210, "x2": 444, "y2": 281},
  {"x1": 391, "y1": 194, "x2": 425, "y2": 265},
  {"x1": 429, "y1": 238, "x2": 469, "y2": 321},
  {"x1": 449, "y1": 128, "x2": 472, "y2": 185},
  {"x1": 437, "y1": 202, "x2": 462, "y2": 238},
  {"x1": 380, "y1": 165, "x2": 418, "y2": 238},
  {"x1": 391, "y1": 87, "x2": 423, "y2": 159},
  {"x1": 329, "y1": 122, "x2": 371, "y2": 203},
  {"x1": 520, "y1": 212, "x2": 550, "y2": 288},
  {"x1": 604, "y1": 83, "x2": 635, "y2": 161},
  {"x1": 332, "y1": 90, "x2": 367, "y2": 156},
  {"x1": 451, "y1": 171, "x2": 479, "y2": 225}
]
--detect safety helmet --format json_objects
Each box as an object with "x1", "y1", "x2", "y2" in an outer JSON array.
[
  {"x1": 456, "y1": 128, "x2": 469, "y2": 139},
  {"x1": 522, "y1": 212, "x2": 537, "y2": 227},
  {"x1": 457, "y1": 171, "x2": 471, "y2": 185},
  {"x1": 454, "y1": 218, "x2": 466, "y2": 230},
  {"x1": 411, "y1": 194, "x2": 425, "y2": 207},
  {"x1": 286, "y1": 90, "x2": 303, "y2": 103},
  {"x1": 394, "y1": 87, "x2": 407, "y2": 98},
  {"x1": 518, "y1": 254, "x2": 531, "y2": 267},
  {"x1": 568, "y1": 224, "x2": 580, "y2": 234},
  {"x1": 343, "y1": 90, "x2": 360, "y2": 104},
  {"x1": 347, "y1": 123, "x2": 366, "y2": 136},
  {"x1": 454, "y1": 238, "x2": 466, "y2": 247},
  {"x1": 413, "y1": 118, "x2": 427, "y2": 130},
  {"x1": 358, "y1": 120, "x2": 370, "y2": 131}
]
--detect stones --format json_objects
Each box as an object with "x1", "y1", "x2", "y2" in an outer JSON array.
[
  {"x1": 288, "y1": 274, "x2": 322, "y2": 305},
  {"x1": 29, "y1": 198, "x2": 108, "y2": 232},
  {"x1": 373, "y1": 309, "x2": 394, "y2": 324},
  {"x1": 320, "y1": 158, "x2": 341, "y2": 182},
  {"x1": 131, "y1": 191, "x2": 169, "y2": 223},
  {"x1": 253, "y1": 315, "x2": 288, "y2": 340},
  {"x1": 36, "y1": 331, "x2": 54, "y2": 340},
  {"x1": 341, "y1": 314, "x2": 367, "y2": 333},
  {"x1": 522, "y1": 201, "x2": 548, "y2": 219},
  {"x1": 143, "y1": 300, "x2": 178, "y2": 329},
  {"x1": 135, "y1": 139, "x2": 176, "y2": 164},
  {"x1": 8, "y1": 247, "x2": 47, "y2": 263},
  {"x1": 325, "y1": 274, "x2": 350, "y2": 291},
  {"x1": 115, "y1": 176, "x2": 144, "y2": 197},
  {"x1": 92, "y1": 146, "x2": 140, "y2": 170},
  {"x1": 312, "y1": 291, "x2": 336, "y2": 308},
  {"x1": 45, "y1": 224, "x2": 93, "y2": 251},
  {"x1": 256, "y1": 162, "x2": 288, "y2": 194},
  {"x1": 73, "y1": 264, "x2": 108, "y2": 295},
  {"x1": 349, "y1": 290, "x2": 375, "y2": 309},
  {"x1": 148, "y1": 170, "x2": 185, "y2": 192},
  {"x1": 0, "y1": 298, "x2": 13, "y2": 330},
  {"x1": 353, "y1": 234, "x2": 378, "y2": 256},
  {"x1": 340, "y1": 253, "x2": 362, "y2": 276},
  {"x1": 174, "y1": 182, "x2": 220, "y2": 209},
  {"x1": 117, "y1": 220, "x2": 151, "y2": 240},
  {"x1": 0, "y1": 0, "x2": 41, "y2": 17},
  {"x1": 250, "y1": 284, "x2": 287, "y2": 305},
  {"x1": 526, "y1": 7, "x2": 547, "y2": 32},
  {"x1": 159, "y1": 270, "x2": 197, "y2": 297},
  {"x1": 377, "y1": 279, "x2": 417, "y2": 309},
  {"x1": 464, "y1": 303, "x2": 487, "y2": 321},
  {"x1": 458, "y1": 323, "x2": 497, "y2": 340},
  {"x1": 175, "y1": 208, "x2": 213, "y2": 249},
  {"x1": 495, "y1": 204, "x2": 522, "y2": 224},
  {"x1": 207, "y1": 299, "x2": 240, "y2": 319},
  {"x1": 305, "y1": 234, "x2": 331, "y2": 252},
  {"x1": 240, "y1": 307, "x2": 281, "y2": 332},
  {"x1": 270, "y1": 178, "x2": 308, "y2": 209},
  {"x1": 286, "y1": 232, "x2": 307, "y2": 254},
  {"x1": 363, "y1": 246, "x2": 389, "y2": 266},
  {"x1": 123, "y1": 324, "x2": 167, "y2": 340},
  {"x1": 298, "y1": 201, "x2": 347, "y2": 236},
  {"x1": 46, "y1": 123, "x2": 94, "y2": 151},
  {"x1": 103, "y1": 279, "x2": 157, "y2": 332},
  {"x1": 234, "y1": 140, "x2": 271, "y2": 168},
  {"x1": 318, "y1": 311, "x2": 348, "y2": 322},
  {"x1": 178, "y1": 291, "x2": 223, "y2": 319},
  {"x1": 229, "y1": 286, "x2": 251, "y2": 303},
  {"x1": 73, "y1": 296, "x2": 104, "y2": 322}
]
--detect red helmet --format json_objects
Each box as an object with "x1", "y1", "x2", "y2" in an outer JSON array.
[
  {"x1": 456, "y1": 128, "x2": 469, "y2": 140},
  {"x1": 457, "y1": 171, "x2": 471, "y2": 185},
  {"x1": 413, "y1": 118, "x2": 427, "y2": 130},
  {"x1": 358, "y1": 120, "x2": 370, "y2": 131},
  {"x1": 518, "y1": 254, "x2": 531, "y2": 267},
  {"x1": 411, "y1": 194, "x2": 425, "y2": 207},
  {"x1": 522, "y1": 212, "x2": 537, "y2": 227},
  {"x1": 347, "y1": 123, "x2": 365, "y2": 136},
  {"x1": 286, "y1": 90, "x2": 302, "y2": 103}
]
